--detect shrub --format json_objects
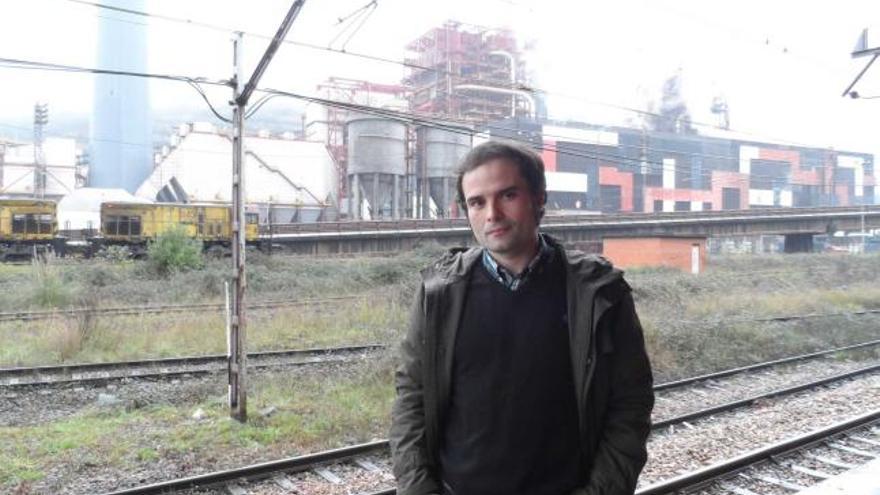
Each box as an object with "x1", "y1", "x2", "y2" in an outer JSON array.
[
  {"x1": 56, "y1": 295, "x2": 99, "y2": 362},
  {"x1": 147, "y1": 227, "x2": 204, "y2": 276},
  {"x1": 96, "y1": 245, "x2": 133, "y2": 263},
  {"x1": 27, "y1": 255, "x2": 72, "y2": 309},
  {"x1": 81, "y1": 264, "x2": 121, "y2": 288}
]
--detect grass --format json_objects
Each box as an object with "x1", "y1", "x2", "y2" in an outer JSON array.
[
  {"x1": 0, "y1": 299, "x2": 404, "y2": 367},
  {"x1": 0, "y1": 359, "x2": 395, "y2": 491},
  {"x1": 2, "y1": 250, "x2": 880, "y2": 491},
  {"x1": 1, "y1": 250, "x2": 879, "y2": 376}
]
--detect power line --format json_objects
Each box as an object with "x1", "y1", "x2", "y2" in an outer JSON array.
[
  {"x1": 258, "y1": 87, "x2": 864, "y2": 191},
  {"x1": 0, "y1": 56, "x2": 238, "y2": 122},
  {"x1": 329, "y1": 0, "x2": 377, "y2": 51},
  {"x1": 0, "y1": 55, "x2": 868, "y2": 193},
  {"x1": 0, "y1": 56, "x2": 230, "y2": 87},
  {"x1": 56, "y1": 0, "x2": 847, "y2": 150}
]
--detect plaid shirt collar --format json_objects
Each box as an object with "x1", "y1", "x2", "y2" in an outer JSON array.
[{"x1": 481, "y1": 234, "x2": 552, "y2": 291}]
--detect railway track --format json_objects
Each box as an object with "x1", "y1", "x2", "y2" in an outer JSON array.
[
  {"x1": 100, "y1": 409, "x2": 880, "y2": 495},
  {"x1": 653, "y1": 361, "x2": 880, "y2": 430},
  {"x1": 5, "y1": 335, "x2": 877, "y2": 390},
  {"x1": 0, "y1": 295, "x2": 365, "y2": 323},
  {"x1": 637, "y1": 408, "x2": 880, "y2": 494},
  {"x1": 93, "y1": 342, "x2": 880, "y2": 495},
  {"x1": 654, "y1": 337, "x2": 880, "y2": 392},
  {"x1": 0, "y1": 344, "x2": 384, "y2": 387}
]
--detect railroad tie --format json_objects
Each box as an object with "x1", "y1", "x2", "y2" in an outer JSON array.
[
  {"x1": 355, "y1": 459, "x2": 380, "y2": 472},
  {"x1": 314, "y1": 466, "x2": 343, "y2": 484},
  {"x1": 273, "y1": 475, "x2": 297, "y2": 490},
  {"x1": 803, "y1": 453, "x2": 857, "y2": 470},
  {"x1": 848, "y1": 435, "x2": 880, "y2": 447},
  {"x1": 827, "y1": 442, "x2": 878, "y2": 458},
  {"x1": 788, "y1": 464, "x2": 833, "y2": 479},
  {"x1": 719, "y1": 484, "x2": 761, "y2": 495},
  {"x1": 225, "y1": 483, "x2": 247, "y2": 495},
  {"x1": 749, "y1": 474, "x2": 807, "y2": 491}
]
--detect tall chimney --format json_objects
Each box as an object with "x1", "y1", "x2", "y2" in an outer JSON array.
[{"x1": 89, "y1": 0, "x2": 152, "y2": 192}]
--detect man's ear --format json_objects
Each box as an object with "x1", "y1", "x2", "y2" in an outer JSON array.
[{"x1": 535, "y1": 193, "x2": 547, "y2": 221}]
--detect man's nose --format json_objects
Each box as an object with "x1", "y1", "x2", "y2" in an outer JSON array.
[{"x1": 485, "y1": 198, "x2": 503, "y2": 222}]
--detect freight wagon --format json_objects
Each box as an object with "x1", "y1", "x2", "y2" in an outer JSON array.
[
  {"x1": 0, "y1": 199, "x2": 61, "y2": 261},
  {"x1": 95, "y1": 202, "x2": 260, "y2": 256}
]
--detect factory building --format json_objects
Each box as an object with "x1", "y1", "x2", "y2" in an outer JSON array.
[
  {"x1": 484, "y1": 118, "x2": 876, "y2": 214},
  {"x1": 302, "y1": 23, "x2": 531, "y2": 220},
  {"x1": 0, "y1": 137, "x2": 79, "y2": 199},
  {"x1": 137, "y1": 123, "x2": 337, "y2": 223}
]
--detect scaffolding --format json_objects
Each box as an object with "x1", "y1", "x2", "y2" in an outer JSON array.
[{"x1": 404, "y1": 21, "x2": 525, "y2": 123}]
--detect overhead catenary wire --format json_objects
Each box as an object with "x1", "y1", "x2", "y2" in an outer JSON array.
[
  {"x1": 0, "y1": 56, "x2": 230, "y2": 87},
  {"x1": 187, "y1": 80, "x2": 232, "y2": 123},
  {"x1": 0, "y1": 56, "x2": 867, "y2": 193},
  {"x1": 257, "y1": 87, "x2": 864, "y2": 191},
  {"x1": 328, "y1": 0, "x2": 377, "y2": 51},
  {"x1": 53, "y1": 0, "x2": 855, "y2": 151}
]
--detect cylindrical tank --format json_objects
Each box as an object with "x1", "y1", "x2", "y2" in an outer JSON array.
[
  {"x1": 420, "y1": 127, "x2": 472, "y2": 178},
  {"x1": 346, "y1": 118, "x2": 407, "y2": 176},
  {"x1": 346, "y1": 118, "x2": 407, "y2": 219},
  {"x1": 417, "y1": 126, "x2": 472, "y2": 218},
  {"x1": 90, "y1": 0, "x2": 152, "y2": 194}
]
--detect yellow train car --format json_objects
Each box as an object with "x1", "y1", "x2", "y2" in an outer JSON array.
[
  {"x1": 0, "y1": 199, "x2": 58, "y2": 260},
  {"x1": 99, "y1": 202, "x2": 259, "y2": 252}
]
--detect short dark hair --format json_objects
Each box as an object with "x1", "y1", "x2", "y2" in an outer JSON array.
[{"x1": 455, "y1": 140, "x2": 547, "y2": 219}]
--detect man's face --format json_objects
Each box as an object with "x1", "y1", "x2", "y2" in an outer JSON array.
[{"x1": 461, "y1": 158, "x2": 543, "y2": 260}]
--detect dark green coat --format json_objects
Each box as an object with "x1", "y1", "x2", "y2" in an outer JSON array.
[{"x1": 390, "y1": 238, "x2": 654, "y2": 495}]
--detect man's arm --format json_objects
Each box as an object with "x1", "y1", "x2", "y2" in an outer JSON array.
[
  {"x1": 389, "y1": 282, "x2": 442, "y2": 495},
  {"x1": 579, "y1": 290, "x2": 655, "y2": 495}
]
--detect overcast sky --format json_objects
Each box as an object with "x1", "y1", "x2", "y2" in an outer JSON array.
[{"x1": 2, "y1": 0, "x2": 880, "y2": 164}]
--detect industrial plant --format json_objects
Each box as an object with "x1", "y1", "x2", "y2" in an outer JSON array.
[{"x1": 0, "y1": 20, "x2": 877, "y2": 226}]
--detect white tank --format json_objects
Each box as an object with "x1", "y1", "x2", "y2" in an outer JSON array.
[
  {"x1": 346, "y1": 118, "x2": 407, "y2": 176},
  {"x1": 419, "y1": 126, "x2": 472, "y2": 179}
]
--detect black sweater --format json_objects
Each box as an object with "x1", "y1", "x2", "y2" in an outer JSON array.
[{"x1": 439, "y1": 254, "x2": 583, "y2": 495}]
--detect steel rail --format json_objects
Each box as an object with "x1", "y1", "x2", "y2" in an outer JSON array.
[
  {"x1": 93, "y1": 354, "x2": 880, "y2": 494},
  {"x1": 636, "y1": 408, "x2": 880, "y2": 494},
  {"x1": 653, "y1": 362, "x2": 880, "y2": 430},
  {"x1": 364, "y1": 408, "x2": 880, "y2": 495},
  {"x1": 99, "y1": 440, "x2": 390, "y2": 495},
  {"x1": 679, "y1": 308, "x2": 880, "y2": 326},
  {"x1": 0, "y1": 344, "x2": 384, "y2": 387},
  {"x1": 0, "y1": 295, "x2": 364, "y2": 322},
  {"x1": 654, "y1": 337, "x2": 880, "y2": 391}
]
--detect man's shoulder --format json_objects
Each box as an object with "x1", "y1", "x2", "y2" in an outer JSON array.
[
  {"x1": 543, "y1": 236, "x2": 617, "y2": 280},
  {"x1": 420, "y1": 245, "x2": 483, "y2": 285},
  {"x1": 555, "y1": 244, "x2": 630, "y2": 295}
]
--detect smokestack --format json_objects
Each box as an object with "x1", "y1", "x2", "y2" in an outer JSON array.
[{"x1": 89, "y1": 0, "x2": 153, "y2": 192}]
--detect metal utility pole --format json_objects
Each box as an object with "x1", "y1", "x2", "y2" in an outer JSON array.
[
  {"x1": 33, "y1": 103, "x2": 49, "y2": 199},
  {"x1": 228, "y1": 0, "x2": 307, "y2": 423},
  {"x1": 229, "y1": 32, "x2": 248, "y2": 422}
]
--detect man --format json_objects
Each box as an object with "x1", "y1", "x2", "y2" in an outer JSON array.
[{"x1": 390, "y1": 140, "x2": 654, "y2": 495}]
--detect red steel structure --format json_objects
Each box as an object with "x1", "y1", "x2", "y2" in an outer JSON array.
[{"x1": 404, "y1": 21, "x2": 523, "y2": 123}]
